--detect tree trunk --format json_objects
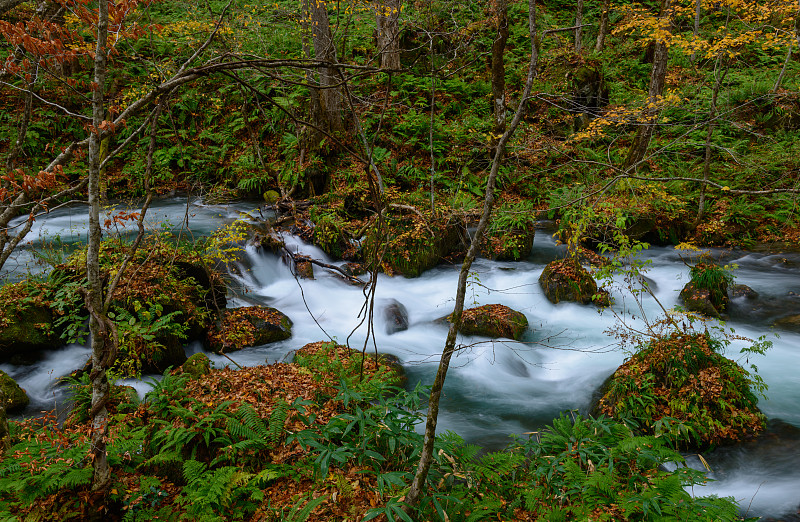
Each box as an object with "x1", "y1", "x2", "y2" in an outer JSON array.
[
  {"x1": 624, "y1": 0, "x2": 671, "y2": 170},
  {"x1": 308, "y1": 0, "x2": 342, "y2": 133},
  {"x1": 691, "y1": 0, "x2": 701, "y2": 62},
  {"x1": 88, "y1": 0, "x2": 111, "y2": 492},
  {"x1": 695, "y1": 59, "x2": 729, "y2": 226},
  {"x1": 595, "y1": 0, "x2": 610, "y2": 52},
  {"x1": 375, "y1": 0, "x2": 401, "y2": 70},
  {"x1": 403, "y1": 0, "x2": 539, "y2": 511},
  {"x1": 490, "y1": 0, "x2": 508, "y2": 157},
  {"x1": 575, "y1": 0, "x2": 584, "y2": 52}
]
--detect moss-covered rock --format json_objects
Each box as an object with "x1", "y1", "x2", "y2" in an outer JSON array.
[
  {"x1": 207, "y1": 306, "x2": 292, "y2": 353},
  {"x1": 442, "y1": 304, "x2": 529, "y2": 340},
  {"x1": 595, "y1": 333, "x2": 765, "y2": 448},
  {"x1": 482, "y1": 229, "x2": 535, "y2": 261},
  {"x1": 679, "y1": 261, "x2": 732, "y2": 318},
  {"x1": 679, "y1": 282, "x2": 723, "y2": 318},
  {"x1": 182, "y1": 353, "x2": 212, "y2": 379},
  {"x1": 293, "y1": 341, "x2": 406, "y2": 388},
  {"x1": 0, "y1": 370, "x2": 29, "y2": 413},
  {"x1": 0, "y1": 283, "x2": 62, "y2": 362},
  {"x1": 365, "y1": 212, "x2": 465, "y2": 278},
  {"x1": 539, "y1": 258, "x2": 607, "y2": 306}
]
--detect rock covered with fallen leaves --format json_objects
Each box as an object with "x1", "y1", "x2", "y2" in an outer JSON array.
[
  {"x1": 206, "y1": 306, "x2": 292, "y2": 353},
  {"x1": 442, "y1": 304, "x2": 529, "y2": 340},
  {"x1": 596, "y1": 332, "x2": 766, "y2": 447}
]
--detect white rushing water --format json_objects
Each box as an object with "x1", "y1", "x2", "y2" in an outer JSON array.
[{"x1": 2, "y1": 200, "x2": 800, "y2": 519}]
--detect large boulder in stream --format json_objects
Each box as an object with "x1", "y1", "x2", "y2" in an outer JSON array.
[
  {"x1": 539, "y1": 258, "x2": 609, "y2": 306},
  {"x1": 0, "y1": 370, "x2": 29, "y2": 413},
  {"x1": 593, "y1": 332, "x2": 765, "y2": 448},
  {"x1": 207, "y1": 306, "x2": 292, "y2": 353},
  {"x1": 441, "y1": 304, "x2": 529, "y2": 340}
]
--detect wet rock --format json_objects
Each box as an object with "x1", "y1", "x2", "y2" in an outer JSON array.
[
  {"x1": 341, "y1": 262, "x2": 367, "y2": 277},
  {"x1": 365, "y1": 213, "x2": 466, "y2": 277},
  {"x1": 113, "y1": 385, "x2": 140, "y2": 414},
  {"x1": 182, "y1": 353, "x2": 211, "y2": 379},
  {"x1": 773, "y1": 314, "x2": 800, "y2": 331},
  {"x1": 0, "y1": 301, "x2": 61, "y2": 363},
  {"x1": 539, "y1": 258, "x2": 607, "y2": 306},
  {"x1": 383, "y1": 300, "x2": 409, "y2": 335},
  {"x1": 730, "y1": 284, "x2": 759, "y2": 300},
  {"x1": 263, "y1": 190, "x2": 280, "y2": 204},
  {"x1": 140, "y1": 334, "x2": 188, "y2": 374},
  {"x1": 207, "y1": 306, "x2": 292, "y2": 354},
  {"x1": 0, "y1": 370, "x2": 29, "y2": 413},
  {"x1": 295, "y1": 259, "x2": 314, "y2": 279},
  {"x1": 442, "y1": 304, "x2": 529, "y2": 340},
  {"x1": 680, "y1": 281, "x2": 727, "y2": 319}
]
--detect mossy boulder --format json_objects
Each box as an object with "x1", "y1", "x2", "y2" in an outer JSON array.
[
  {"x1": 442, "y1": 304, "x2": 529, "y2": 340},
  {"x1": 679, "y1": 282, "x2": 722, "y2": 318},
  {"x1": 539, "y1": 258, "x2": 608, "y2": 306},
  {"x1": 293, "y1": 341, "x2": 406, "y2": 388},
  {"x1": 365, "y1": 211, "x2": 465, "y2": 277},
  {"x1": 679, "y1": 262, "x2": 731, "y2": 318},
  {"x1": 0, "y1": 370, "x2": 29, "y2": 413},
  {"x1": 182, "y1": 353, "x2": 212, "y2": 379},
  {"x1": 594, "y1": 333, "x2": 765, "y2": 448},
  {"x1": 482, "y1": 229, "x2": 535, "y2": 261},
  {"x1": 207, "y1": 306, "x2": 292, "y2": 353},
  {"x1": 0, "y1": 283, "x2": 62, "y2": 363}
]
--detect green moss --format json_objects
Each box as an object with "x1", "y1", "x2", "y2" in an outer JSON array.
[
  {"x1": 0, "y1": 370, "x2": 29, "y2": 413},
  {"x1": 182, "y1": 353, "x2": 212, "y2": 379}
]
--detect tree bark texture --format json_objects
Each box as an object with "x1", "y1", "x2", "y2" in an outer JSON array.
[
  {"x1": 624, "y1": 0, "x2": 671, "y2": 170},
  {"x1": 375, "y1": 0, "x2": 401, "y2": 70},
  {"x1": 403, "y1": 0, "x2": 539, "y2": 511},
  {"x1": 575, "y1": 0, "x2": 584, "y2": 51},
  {"x1": 490, "y1": 0, "x2": 508, "y2": 156},
  {"x1": 88, "y1": 0, "x2": 111, "y2": 491},
  {"x1": 308, "y1": 0, "x2": 342, "y2": 132},
  {"x1": 595, "y1": 0, "x2": 610, "y2": 52}
]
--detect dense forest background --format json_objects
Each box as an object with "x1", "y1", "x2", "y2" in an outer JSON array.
[{"x1": 1, "y1": 0, "x2": 799, "y2": 519}]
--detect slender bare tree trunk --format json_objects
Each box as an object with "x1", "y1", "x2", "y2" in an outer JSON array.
[
  {"x1": 402, "y1": 0, "x2": 539, "y2": 511},
  {"x1": 595, "y1": 0, "x2": 610, "y2": 52},
  {"x1": 625, "y1": 0, "x2": 671, "y2": 170},
  {"x1": 691, "y1": 0, "x2": 701, "y2": 62},
  {"x1": 375, "y1": 0, "x2": 401, "y2": 70},
  {"x1": 575, "y1": 0, "x2": 584, "y2": 52},
  {"x1": 773, "y1": 0, "x2": 799, "y2": 92},
  {"x1": 490, "y1": 0, "x2": 508, "y2": 157},
  {"x1": 695, "y1": 58, "x2": 729, "y2": 226},
  {"x1": 88, "y1": 0, "x2": 111, "y2": 491}
]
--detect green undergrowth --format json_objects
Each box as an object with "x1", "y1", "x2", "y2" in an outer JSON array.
[{"x1": 0, "y1": 339, "x2": 749, "y2": 521}]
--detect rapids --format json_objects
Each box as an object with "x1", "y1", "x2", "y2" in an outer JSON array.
[{"x1": 1, "y1": 197, "x2": 799, "y2": 519}]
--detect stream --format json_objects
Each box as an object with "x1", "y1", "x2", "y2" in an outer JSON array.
[{"x1": 2, "y1": 197, "x2": 799, "y2": 520}]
